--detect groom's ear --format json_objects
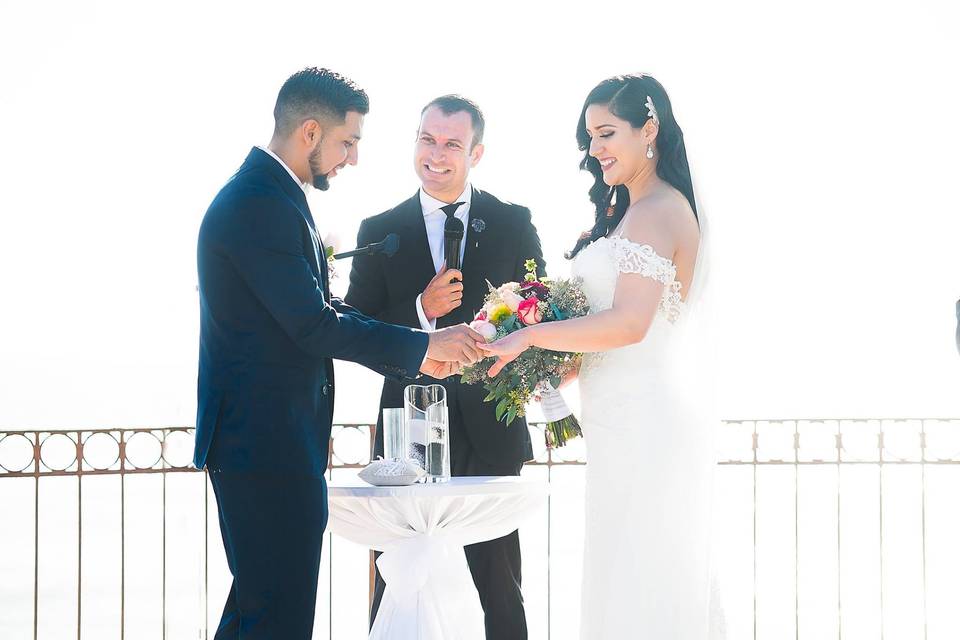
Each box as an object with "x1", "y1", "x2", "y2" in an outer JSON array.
[
  {"x1": 301, "y1": 119, "x2": 323, "y2": 146},
  {"x1": 469, "y1": 142, "x2": 485, "y2": 168}
]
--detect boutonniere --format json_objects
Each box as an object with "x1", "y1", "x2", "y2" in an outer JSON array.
[
  {"x1": 471, "y1": 218, "x2": 486, "y2": 233},
  {"x1": 323, "y1": 233, "x2": 340, "y2": 279},
  {"x1": 324, "y1": 245, "x2": 337, "y2": 279}
]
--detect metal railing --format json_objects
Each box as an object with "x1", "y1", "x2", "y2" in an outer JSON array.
[
  {"x1": 0, "y1": 423, "x2": 584, "y2": 639},
  {"x1": 716, "y1": 419, "x2": 960, "y2": 640},
  {"x1": 2, "y1": 419, "x2": 959, "y2": 639}
]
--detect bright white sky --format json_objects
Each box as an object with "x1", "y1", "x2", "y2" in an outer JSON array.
[{"x1": 1, "y1": 0, "x2": 958, "y2": 429}]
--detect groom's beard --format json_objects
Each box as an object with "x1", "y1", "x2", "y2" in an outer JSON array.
[
  {"x1": 308, "y1": 142, "x2": 331, "y2": 191},
  {"x1": 312, "y1": 173, "x2": 330, "y2": 191}
]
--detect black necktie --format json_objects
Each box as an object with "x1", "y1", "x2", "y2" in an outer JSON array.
[
  {"x1": 439, "y1": 202, "x2": 465, "y2": 265},
  {"x1": 440, "y1": 202, "x2": 463, "y2": 219}
]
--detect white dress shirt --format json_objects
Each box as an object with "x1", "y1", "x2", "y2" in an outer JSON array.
[{"x1": 415, "y1": 185, "x2": 472, "y2": 330}]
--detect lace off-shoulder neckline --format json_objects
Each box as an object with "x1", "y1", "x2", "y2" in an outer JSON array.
[{"x1": 601, "y1": 234, "x2": 684, "y2": 322}]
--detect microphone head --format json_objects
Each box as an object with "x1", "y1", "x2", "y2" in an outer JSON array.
[
  {"x1": 382, "y1": 233, "x2": 399, "y2": 258},
  {"x1": 444, "y1": 216, "x2": 464, "y2": 240}
]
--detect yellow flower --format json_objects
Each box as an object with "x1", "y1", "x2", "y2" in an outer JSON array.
[{"x1": 488, "y1": 304, "x2": 512, "y2": 326}]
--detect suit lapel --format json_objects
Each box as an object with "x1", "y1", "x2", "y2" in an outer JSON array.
[
  {"x1": 248, "y1": 148, "x2": 330, "y2": 302},
  {"x1": 398, "y1": 192, "x2": 438, "y2": 284},
  {"x1": 294, "y1": 199, "x2": 330, "y2": 303},
  {"x1": 462, "y1": 187, "x2": 501, "y2": 278},
  {"x1": 461, "y1": 186, "x2": 484, "y2": 272},
  {"x1": 316, "y1": 231, "x2": 330, "y2": 303}
]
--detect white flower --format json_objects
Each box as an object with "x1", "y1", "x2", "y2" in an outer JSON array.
[
  {"x1": 645, "y1": 95, "x2": 660, "y2": 125},
  {"x1": 469, "y1": 320, "x2": 498, "y2": 342},
  {"x1": 497, "y1": 282, "x2": 521, "y2": 295},
  {"x1": 500, "y1": 289, "x2": 525, "y2": 313}
]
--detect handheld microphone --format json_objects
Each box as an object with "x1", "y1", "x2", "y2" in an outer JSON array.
[
  {"x1": 333, "y1": 234, "x2": 400, "y2": 260},
  {"x1": 443, "y1": 217, "x2": 464, "y2": 275}
]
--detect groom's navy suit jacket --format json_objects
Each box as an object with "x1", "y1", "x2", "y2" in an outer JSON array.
[{"x1": 194, "y1": 147, "x2": 428, "y2": 477}]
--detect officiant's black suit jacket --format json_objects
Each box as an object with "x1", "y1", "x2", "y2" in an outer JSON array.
[{"x1": 345, "y1": 187, "x2": 546, "y2": 467}]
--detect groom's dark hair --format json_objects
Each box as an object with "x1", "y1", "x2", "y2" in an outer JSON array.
[
  {"x1": 421, "y1": 95, "x2": 485, "y2": 148},
  {"x1": 273, "y1": 67, "x2": 369, "y2": 138}
]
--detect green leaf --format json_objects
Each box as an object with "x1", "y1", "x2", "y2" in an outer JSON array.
[
  {"x1": 549, "y1": 376, "x2": 561, "y2": 389},
  {"x1": 495, "y1": 397, "x2": 509, "y2": 421},
  {"x1": 506, "y1": 405, "x2": 518, "y2": 425}
]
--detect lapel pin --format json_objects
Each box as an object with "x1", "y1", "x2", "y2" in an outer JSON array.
[{"x1": 471, "y1": 218, "x2": 486, "y2": 233}]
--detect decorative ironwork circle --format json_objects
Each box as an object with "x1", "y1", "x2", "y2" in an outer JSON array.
[
  {"x1": 332, "y1": 426, "x2": 368, "y2": 465},
  {"x1": 922, "y1": 420, "x2": 960, "y2": 461},
  {"x1": 882, "y1": 421, "x2": 923, "y2": 461},
  {"x1": 161, "y1": 430, "x2": 193, "y2": 468},
  {"x1": 125, "y1": 431, "x2": 163, "y2": 469},
  {"x1": 0, "y1": 433, "x2": 35, "y2": 473},
  {"x1": 39, "y1": 433, "x2": 77, "y2": 471},
  {"x1": 82, "y1": 432, "x2": 120, "y2": 470}
]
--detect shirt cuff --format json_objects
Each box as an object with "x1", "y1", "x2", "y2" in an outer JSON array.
[{"x1": 415, "y1": 294, "x2": 437, "y2": 331}]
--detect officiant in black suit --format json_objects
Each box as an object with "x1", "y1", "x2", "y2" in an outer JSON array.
[{"x1": 345, "y1": 95, "x2": 546, "y2": 639}]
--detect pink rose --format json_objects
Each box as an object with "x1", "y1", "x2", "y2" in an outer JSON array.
[
  {"x1": 517, "y1": 298, "x2": 542, "y2": 325},
  {"x1": 474, "y1": 309, "x2": 488, "y2": 322},
  {"x1": 469, "y1": 320, "x2": 498, "y2": 342}
]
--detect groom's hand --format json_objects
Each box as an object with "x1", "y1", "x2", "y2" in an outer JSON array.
[
  {"x1": 420, "y1": 358, "x2": 462, "y2": 379},
  {"x1": 427, "y1": 324, "x2": 484, "y2": 365}
]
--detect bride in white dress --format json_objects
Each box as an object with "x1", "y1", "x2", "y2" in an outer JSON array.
[{"x1": 479, "y1": 74, "x2": 721, "y2": 638}]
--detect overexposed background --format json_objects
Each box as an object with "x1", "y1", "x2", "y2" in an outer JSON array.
[
  {"x1": 1, "y1": 0, "x2": 958, "y2": 424},
  {"x1": 3, "y1": 3, "x2": 960, "y2": 639}
]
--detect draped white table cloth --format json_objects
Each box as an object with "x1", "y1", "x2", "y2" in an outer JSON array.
[{"x1": 328, "y1": 475, "x2": 548, "y2": 640}]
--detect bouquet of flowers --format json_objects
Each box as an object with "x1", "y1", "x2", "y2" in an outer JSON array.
[{"x1": 460, "y1": 259, "x2": 590, "y2": 448}]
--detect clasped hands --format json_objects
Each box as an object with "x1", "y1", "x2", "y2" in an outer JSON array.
[
  {"x1": 417, "y1": 267, "x2": 532, "y2": 379},
  {"x1": 420, "y1": 324, "x2": 539, "y2": 380},
  {"x1": 418, "y1": 266, "x2": 477, "y2": 379},
  {"x1": 419, "y1": 324, "x2": 485, "y2": 379}
]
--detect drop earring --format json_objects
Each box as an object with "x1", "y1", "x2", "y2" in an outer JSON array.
[{"x1": 646, "y1": 144, "x2": 654, "y2": 159}]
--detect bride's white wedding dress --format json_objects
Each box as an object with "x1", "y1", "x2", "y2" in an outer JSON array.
[{"x1": 572, "y1": 233, "x2": 723, "y2": 638}]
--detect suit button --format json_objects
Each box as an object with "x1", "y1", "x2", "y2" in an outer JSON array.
[{"x1": 321, "y1": 384, "x2": 329, "y2": 396}]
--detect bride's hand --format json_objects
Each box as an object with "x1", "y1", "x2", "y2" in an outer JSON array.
[{"x1": 476, "y1": 329, "x2": 534, "y2": 378}]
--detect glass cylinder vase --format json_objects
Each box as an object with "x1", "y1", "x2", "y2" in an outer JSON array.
[{"x1": 403, "y1": 384, "x2": 450, "y2": 483}]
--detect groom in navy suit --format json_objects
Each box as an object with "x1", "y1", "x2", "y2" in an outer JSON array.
[{"x1": 194, "y1": 67, "x2": 482, "y2": 640}]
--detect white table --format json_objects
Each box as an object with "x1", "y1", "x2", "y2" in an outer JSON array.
[{"x1": 328, "y1": 475, "x2": 549, "y2": 640}]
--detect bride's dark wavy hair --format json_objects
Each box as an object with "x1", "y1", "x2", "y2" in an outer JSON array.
[{"x1": 567, "y1": 74, "x2": 697, "y2": 259}]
